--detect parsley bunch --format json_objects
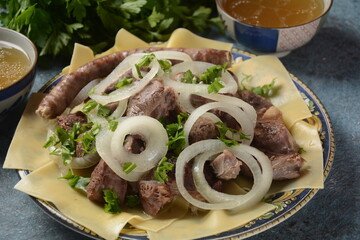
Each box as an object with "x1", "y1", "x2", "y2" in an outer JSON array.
[
  {"x1": 165, "y1": 112, "x2": 189, "y2": 155},
  {"x1": 0, "y1": 0, "x2": 223, "y2": 57}
]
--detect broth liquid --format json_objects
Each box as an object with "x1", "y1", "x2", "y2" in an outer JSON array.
[
  {"x1": 222, "y1": 0, "x2": 324, "y2": 28},
  {"x1": 0, "y1": 43, "x2": 31, "y2": 90}
]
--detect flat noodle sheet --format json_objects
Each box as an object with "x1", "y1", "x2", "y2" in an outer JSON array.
[
  {"x1": 3, "y1": 94, "x2": 51, "y2": 170},
  {"x1": 4, "y1": 29, "x2": 324, "y2": 240},
  {"x1": 14, "y1": 161, "x2": 187, "y2": 240},
  {"x1": 230, "y1": 56, "x2": 312, "y2": 128}
]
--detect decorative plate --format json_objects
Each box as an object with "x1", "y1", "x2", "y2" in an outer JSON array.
[{"x1": 17, "y1": 49, "x2": 335, "y2": 240}]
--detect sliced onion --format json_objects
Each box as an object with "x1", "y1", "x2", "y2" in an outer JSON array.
[
  {"x1": 153, "y1": 51, "x2": 193, "y2": 62},
  {"x1": 111, "y1": 116, "x2": 168, "y2": 172},
  {"x1": 71, "y1": 153, "x2": 100, "y2": 169},
  {"x1": 70, "y1": 78, "x2": 101, "y2": 108},
  {"x1": 109, "y1": 100, "x2": 128, "y2": 119},
  {"x1": 175, "y1": 139, "x2": 272, "y2": 210},
  {"x1": 192, "y1": 144, "x2": 273, "y2": 210},
  {"x1": 95, "y1": 126, "x2": 144, "y2": 182},
  {"x1": 184, "y1": 102, "x2": 254, "y2": 145},
  {"x1": 95, "y1": 116, "x2": 168, "y2": 181},
  {"x1": 175, "y1": 140, "x2": 239, "y2": 210},
  {"x1": 195, "y1": 93, "x2": 257, "y2": 127},
  {"x1": 90, "y1": 59, "x2": 160, "y2": 105}
]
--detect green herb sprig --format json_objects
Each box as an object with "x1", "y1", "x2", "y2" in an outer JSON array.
[{"x1": 154, "y1": 157, "x2": 174, "y2": 183}]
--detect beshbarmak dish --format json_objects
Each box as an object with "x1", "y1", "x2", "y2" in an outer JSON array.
[{"x1": 4, "y1": 28, "x2": 324, "y2": 240}]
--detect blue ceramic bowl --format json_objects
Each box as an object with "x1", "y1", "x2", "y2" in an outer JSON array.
[
  {"x1": 0, "y1": 27, "x2": 37, "y2": 118},
  {"x1": 216, "y1": 0, "x2": 333, "y2": 56}
]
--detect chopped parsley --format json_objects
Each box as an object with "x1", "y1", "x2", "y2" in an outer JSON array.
[
  {"x1": 44, "y1": 122, "x2": 99, "y2": 165},
  {"x1": 103, "y1": 189, "x2": 121, "y2": 214},
  {"x1": 123, "y1": 162, "x2": 137, "y2": 174},
  {"x1": 108, "y1": 119, "x2": 118, "y2": 132},
  {"x1": 135, "y1": 53, "x2": 155, "y2": 77},
  {"x1": 158, "y1": 59, "x2": 172, "y2": 73},
  {"x1": 215, "y1": 121, "x2": 250, "y2": 147},
  {"x1": 199, "y1": 64, "x2": 225, "y2": 84},
  {"x1": 251, "y1": 79, "x2": 278, "y2": 98},
  {"x1": 180, "y1": 70, "x2": 200, "y2": 84},
  {"x1": 154, "y1": 157, "x2": 174, "y2": 183},
  {"x1": 115, "y1": 77, "x2": 133, "y2": 89},
  {"x1": 126, "y1": 195, "x2": 140, "y2": 208},
  {"x1": 60, "y1": 170, "x2": 90, "y2": 192},
  {"x1": 82, "y1": 100, "x2": 98, "y2": 113},
  {"x1": 298, "y1": 147, "x2": 306, "y2": 154},
  {"x1": 165, "y1": 112, "x2": 189, "y2": 155},
  {"x1": 207, "y1": 77, "x2": 224, "y2": 93},
  {"x1": 97, "y1": 105, "x2": 111, "y2": 117}
]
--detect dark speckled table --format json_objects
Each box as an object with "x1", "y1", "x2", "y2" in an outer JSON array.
[{"x1": 1, "y1": 1, "x2": 359, "y2": 240}]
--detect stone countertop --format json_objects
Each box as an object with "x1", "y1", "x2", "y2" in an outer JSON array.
[{"x1": 0, "y1": 1, "x2": 359, "y2": 239}]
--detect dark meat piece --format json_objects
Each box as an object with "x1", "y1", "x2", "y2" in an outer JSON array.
[
  {"x1": 37, "y1": 47, "x2": 231, "y2": 119},
  {"x1": 87, "y1": 160, "x2": 128, "y2": 204},
  {"x1": 138, "y1": 180, "x2": 173, "y2": 216},
  {"x1": 211, "y1": 150, "x2": 242, "y2": 180},
  {"x1": 56, "y1": 112, "x2": 87, "y2": 131},
  {"x1": 105, "y1": 102, "x2": 119, "y2": 114},
  {"x1": 126, "y1": 79, "x2": 180, "y2": 119},
  {"x1": 270, "y1": 153, "x2": 304, "y2": 180},
  {"x1": 253, "y1": 120, "x2": 299, "y2": 155},
  {"x1": 238, "y1": 90, "x2": 272, "y2": 117},
  {"x1": 189, "y1": 117, "x2": 218, "y2": 144},
  {"x1": 124, "y1": 134, "x2": 145, "y2": 154}
]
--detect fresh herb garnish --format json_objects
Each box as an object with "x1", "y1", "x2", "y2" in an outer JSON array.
[
  {"x1": 61, "y1": 170, "x2": 90, "y2": 192},
  {"x1": 207, "y1": 77, "x2": 224, "y2": 93},
  {"x1": 135, "y1": 53, "x2": 155, "y2": 77},
  {"x1": 298, "y1": 147, "x2": 306, "y2": 154},
  {"x1": 103, "y1": 189, "x2": 121, "y2": 214},
  {"x1": 108, "y1": 119, "x2": 118, "y2": 132},
  {"x1": 180, "y1": 70, "x2": 199, "y2": 84},
  {"x1": 123, "y1": 162, "x2": 137, "y2": 174},
  {"x1": 154, "y1": 157, "x2": 174, "y2": 183},
  {"x1": 115, "y1": 77, "x2": 133, "y2": 89},
  {"x1": 158, "y1": 59, "x2": 172, "y2": 73},
  {"x1": 0, "y1": 1, "x2": 223, "y2": 57},
  {"x1": 97, "y1": 104, "x2": 111, "y2": 117},
  {"x1": 251, "y1": 79, "x2": 278, "y2": 98},
  {"x1": 199, "y1": 65, "x2": 225, "y2": 84},
  {"x1": 82, "y1": 100, "x2": 98, "y2": 113},
  {"x1": 165, "y1": 112, "x2": 189, "y2": 155},
  {"x1": 215, "y1": 121, "x2": 250, "y2": 147},
  {"x1": 44, "y1": 122, "x2": 99, "y2": 165},
  {"x1": 126, "y1": 195, "x2": 140, "y2": 208}
]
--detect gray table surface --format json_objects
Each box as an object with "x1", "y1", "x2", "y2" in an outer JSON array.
[{"x1": 1, "y1": 1, "x2": 359, "y2": 240}]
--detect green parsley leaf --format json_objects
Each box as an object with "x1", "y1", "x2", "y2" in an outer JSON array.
[
  {"x1": 43, "y1": 134, "x2": 59, "y2": 148},
  {"x1": 158, "y1": 59, "x2": 172, "y2": 73},
  {"x1": 180, "y1": 70, "x2": 199, "y2": 84},
  {"x1": 135, "y1": 53, "x2": 156, "y2": 77},
  {"x1": 103, "y1": 189, "x2": 121, "y2": 214},
  {"x1": 298, "y1": 147, "x2": 306, "y2": 154},
  {"x1": 148, "y1": 7, "x2": 165, "y2": 28},
  {"x1": 60, "y1": 170, "x2": 90, "y2": 192},
  {"x1": 77, "y1": 124, "x2": 100, "y2": 154},
  {"x1": 207, "y1": 77, "x2": 224, "y2": 93},
  {"x1": 199, "y1": 65, "x2": 225, "y2": 84},
  {"x1": 154, "y1": 157, "x2": 174, "y2": 183},
  {"x1": 97, "y1": 105, "x2": 111, "y2": 117},
  {"x1": 251, "y1": 79, "x2": 278, "y2": 98},
  {"x1": 126, "y1": 195, "x2": 140, "y2": 208},
  {"x1": 123, "y1": 162, "x2": 137, "y2": 174},
  {"x1": 215, "y1": 121, "x2": 250, "y2": 147},
  {"x1": 66, "y1": 0, "x2": 90, "y2": 22},
  {"x1": 82, "y1": 100, "x2": 98, "y2": 113},
  {"x1": 165, "y1": 113, "x2": 189, "y2": 155},
  {"x1": 115, "y1": 77, "x2": 133, "y2": 89},
  {"x1": 108, "y1": 120, "x2": 118, "y2": 132}
]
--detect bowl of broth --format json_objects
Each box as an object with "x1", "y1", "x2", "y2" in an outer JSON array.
[
  {"x1": 0, "y1": 27, "x2": 37, "y2": 118},
  {"x1": 216, "y1": 0, "x2": 333, "y2": 56}
]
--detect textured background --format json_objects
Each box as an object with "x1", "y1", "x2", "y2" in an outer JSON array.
[{"x1": 1, "y1": 1, "x2": 359, "y2": 239}]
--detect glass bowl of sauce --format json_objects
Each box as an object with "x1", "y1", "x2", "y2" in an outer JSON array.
[
  {"x1": 216, "y1": 0, "x2": 333, "y2": 56},
  {"x1": 0, "y1": 27, "x2": 37, "y2": 118}
]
